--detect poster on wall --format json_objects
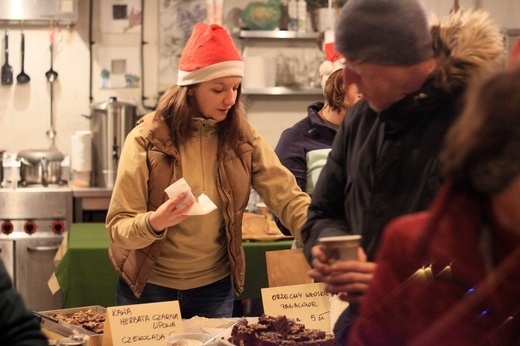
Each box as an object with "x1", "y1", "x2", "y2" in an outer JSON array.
[
  {"x1": 158, "y1": 0, "x2": 207, "y2": 90},
  {"x1": 98, "y1": 46, "x2": 141, "y2": 89},
  {"x1": 100, "y1": 0, "x2": 142, "y2": 34}
]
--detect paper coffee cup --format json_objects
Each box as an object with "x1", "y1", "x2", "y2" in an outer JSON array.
[{"x1": 319, "y1": 235, "x2": 361, "y2": 264}]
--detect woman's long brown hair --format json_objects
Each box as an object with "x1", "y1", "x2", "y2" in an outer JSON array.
[{"x1": 155, "y1": 83, "x2": 246, "y2": 153}]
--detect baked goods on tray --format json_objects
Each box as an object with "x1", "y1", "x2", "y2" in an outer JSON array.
[
  {"x1": 50, "y1": 308, "x2": 105, "y2": 334},
  {"x1": 242, "y1": 212, "x2": 292, "y2": 240},
  {"x1": 242, "y1": 213, "x2": 271, "y2": 235},
  {"x1": 228, "y1": 314, "x2": 335, "y2": 345}
]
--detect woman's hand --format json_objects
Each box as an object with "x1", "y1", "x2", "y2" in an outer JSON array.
[
  {"x1": 148, "y1": 192, "x2": 194, "y2": 232},
  {"x1": 308, "y1": 245, "x2": 376, "y2": 304}
]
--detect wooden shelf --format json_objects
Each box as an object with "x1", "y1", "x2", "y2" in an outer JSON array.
[
  {"x1": 243, "y1": 87, "x2": 322, "y2": 96},
  {"x1": 239, "y1": 31, "x2": 321, "y2": 96}
]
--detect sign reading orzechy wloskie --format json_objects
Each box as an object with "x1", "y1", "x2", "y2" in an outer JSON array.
[{"x1": 262, "y1": 282, "x2": 332, "y2": 332}]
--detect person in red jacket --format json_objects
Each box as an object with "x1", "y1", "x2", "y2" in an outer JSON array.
[{"x1": 347, "y1": 64, "x2": 520, "y2": 345}]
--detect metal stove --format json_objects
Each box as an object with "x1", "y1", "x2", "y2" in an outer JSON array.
[{"x1": 0, "y1": 182, "x2": 72, "y2": 311}]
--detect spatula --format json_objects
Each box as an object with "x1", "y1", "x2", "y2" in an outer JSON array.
[{"x1": 1, "y1": 30, "x2": 13, "y2": 85}]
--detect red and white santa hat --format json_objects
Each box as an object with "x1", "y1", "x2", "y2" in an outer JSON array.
[
  {"x1": 177, "y1": 23, "x2": 244, "y2": 86},
  {"x1": 319, "y1": 30, "x2": 346, "y2": 93}
]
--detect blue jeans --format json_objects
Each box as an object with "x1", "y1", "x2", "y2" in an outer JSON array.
[{"x1": 116, "y1": 275, "x2": 235, "y2": 319}]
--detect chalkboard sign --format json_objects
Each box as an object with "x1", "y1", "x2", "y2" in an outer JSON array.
[{"x1": 102, "y1": 301, "x2": 183, "y2": 346}]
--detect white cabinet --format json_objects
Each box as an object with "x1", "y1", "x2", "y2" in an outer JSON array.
[{"x1": 237, "y1": 30, "x2": 323, "y2": 96}]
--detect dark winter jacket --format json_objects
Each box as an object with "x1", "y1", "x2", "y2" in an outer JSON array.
[
  {"x1": 303, "y1": 79, "x2": 460, "y2": 261},
  {"x1": 302, "y1": 9, "x2": 506, "y2": 262},
  {"x1": 301, "y1": 10, "x2": 506, "y2": 345},
  {"x1": 274, "y1": 102, "x2": 337, "y2": 235}
]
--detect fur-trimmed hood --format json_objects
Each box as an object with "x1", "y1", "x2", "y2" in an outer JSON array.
[{"x1": 430, "y1": 9, "x2": 506, "y2": 94}]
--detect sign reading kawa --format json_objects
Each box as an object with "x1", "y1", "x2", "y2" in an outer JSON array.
[{"x1": 102, "y1": 301, "x2": 183, "y2": 346}]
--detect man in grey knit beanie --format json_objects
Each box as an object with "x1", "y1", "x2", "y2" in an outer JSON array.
[
  {"x1": 301, "y1": 1, "x2": 506, "y2": 344},
  {"x1": 335, "y1": 0, "x2": 433, "y2": 66},
  {"x1": 329, "y1": 0, "x2": 437, "y2": 112}
]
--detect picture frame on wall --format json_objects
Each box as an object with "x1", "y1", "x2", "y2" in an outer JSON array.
[
  {"x1": 100, "y1": 0, "x2": 142, "y2": 34},
  {"x1": 98, "y1": 46, "x2": 141, "y2": 89},
  {"x1": 158, "y1": 0, "x2": 207, "y2": 90}
]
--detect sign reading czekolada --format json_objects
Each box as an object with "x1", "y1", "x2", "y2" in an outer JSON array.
[{"x1": 102, "y1": 301, "x2": 183, "y2": 346}]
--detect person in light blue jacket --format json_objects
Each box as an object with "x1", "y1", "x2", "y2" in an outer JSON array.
[{"x1": 274, "y1": 38, "x2": 360, "y2": 239}]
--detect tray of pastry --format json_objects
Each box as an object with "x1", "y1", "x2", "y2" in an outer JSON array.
[
  {"x1": 241, "y1": 213, "x2": 294, "y2": 241},
  {"x1": 37, "y1": 305, "x2": 106, "y2": 336},
  {"x1": 216, "y1": 314, "x2": 335, "y2": 345},
  {"x1": 242, "y1": 234, "x2": 294, "y2": 242}
]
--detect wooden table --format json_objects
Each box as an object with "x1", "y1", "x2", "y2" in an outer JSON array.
[{"x1": 54, "y1": 223, "x2": 292, "y2": 308}]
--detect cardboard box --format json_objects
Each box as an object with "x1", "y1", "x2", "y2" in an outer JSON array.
[{"x1": 39, "y1": 305, "x2": 105, "y2": 346}]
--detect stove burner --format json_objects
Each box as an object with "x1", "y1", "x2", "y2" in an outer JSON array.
[
  {"x1": 1, "y1": 220, "x2": 13, "y2": 235},
  {"x1": 0, "y1": 184, "x2": 72, "y2": 239},
  {"x1": 0, "y1": 219, "x2": 68, "y2": 239}
]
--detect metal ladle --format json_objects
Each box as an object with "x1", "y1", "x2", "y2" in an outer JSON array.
[
  {"x1": 45, "y1": 42, "x2": 58, "y2": 142},
  {"x1": 16, "y1": 33, "x2": 30, "y2": 84},
  {"x1": 45, "y1": 42, "x2": 58, "y2": 83}
]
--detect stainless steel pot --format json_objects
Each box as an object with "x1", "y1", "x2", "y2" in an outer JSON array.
[
  {"x1": 86, "y1": 96, "x2": 139, "y2": 187},
  {"x1": 17, "y1": 148, "x2": 64, "y2": 186}
]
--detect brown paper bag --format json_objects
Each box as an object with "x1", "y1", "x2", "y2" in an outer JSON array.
[{"x1": 266, "y1": 248, "x2": 314, "y2": 287}]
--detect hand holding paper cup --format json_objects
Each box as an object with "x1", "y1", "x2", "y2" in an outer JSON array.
[
  {"x1": 319, "y1": 235, "x2": 361, "y2": 264},
  {"x1": 164, "y1": 178, "x2": 217, "y2": 215}
]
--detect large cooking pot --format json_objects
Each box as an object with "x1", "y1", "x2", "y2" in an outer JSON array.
[
  {"x1": 86, "y1": 96, "x2": 139, "y2": 187},
  {"x1": 17, "y1": 148, "x2": 64, "y2": 186}
]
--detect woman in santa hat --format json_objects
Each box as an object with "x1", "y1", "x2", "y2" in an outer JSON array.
[{"x1": 105, "y1": 23, "x2": 310, "y2": 318}]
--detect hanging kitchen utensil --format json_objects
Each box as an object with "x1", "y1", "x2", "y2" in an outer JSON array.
[
  {"x1": 16, "y1": 32, "x2": 30, "y2": 84},
  {"x1": 43, "y1": 21, "x2": 65, "y2": 177},
  {"x1": 46, "y1": 41, "x2": 58, "y2": 142},
  {"x1": 45, "y1": 42, "x2": 58, "y2": 83},
  {"x1": 0, "y1": 149, "x2": 5, "y2": 186},
  {"x1": 1, "y1": 30, "x2": 13, "y2": 85}
]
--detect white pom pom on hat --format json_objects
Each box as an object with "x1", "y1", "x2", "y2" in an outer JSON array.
[{"x1": 319, "y1": 33, "x2": 346, "y2": 93}]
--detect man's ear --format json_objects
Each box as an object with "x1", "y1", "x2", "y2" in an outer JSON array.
[{"x1": 187, "y1": 88, "x2": 194, "y2": 96}]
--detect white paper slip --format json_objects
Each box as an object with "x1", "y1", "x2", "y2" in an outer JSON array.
[{"x1": 164, "y1": 178, "x2": 218, "y2": 215}]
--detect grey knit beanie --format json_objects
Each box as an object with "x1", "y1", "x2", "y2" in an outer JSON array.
[{"x1": 335, "y1": 0, "x2": 433, "y2": 66}]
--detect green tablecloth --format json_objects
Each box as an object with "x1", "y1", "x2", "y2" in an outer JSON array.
[
  {"x1": 54, "y1": 223, "x2": 117, "y2": 308},
  {"x1": 55, "y1": 223, "x2": 292, "y2": 308}
]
